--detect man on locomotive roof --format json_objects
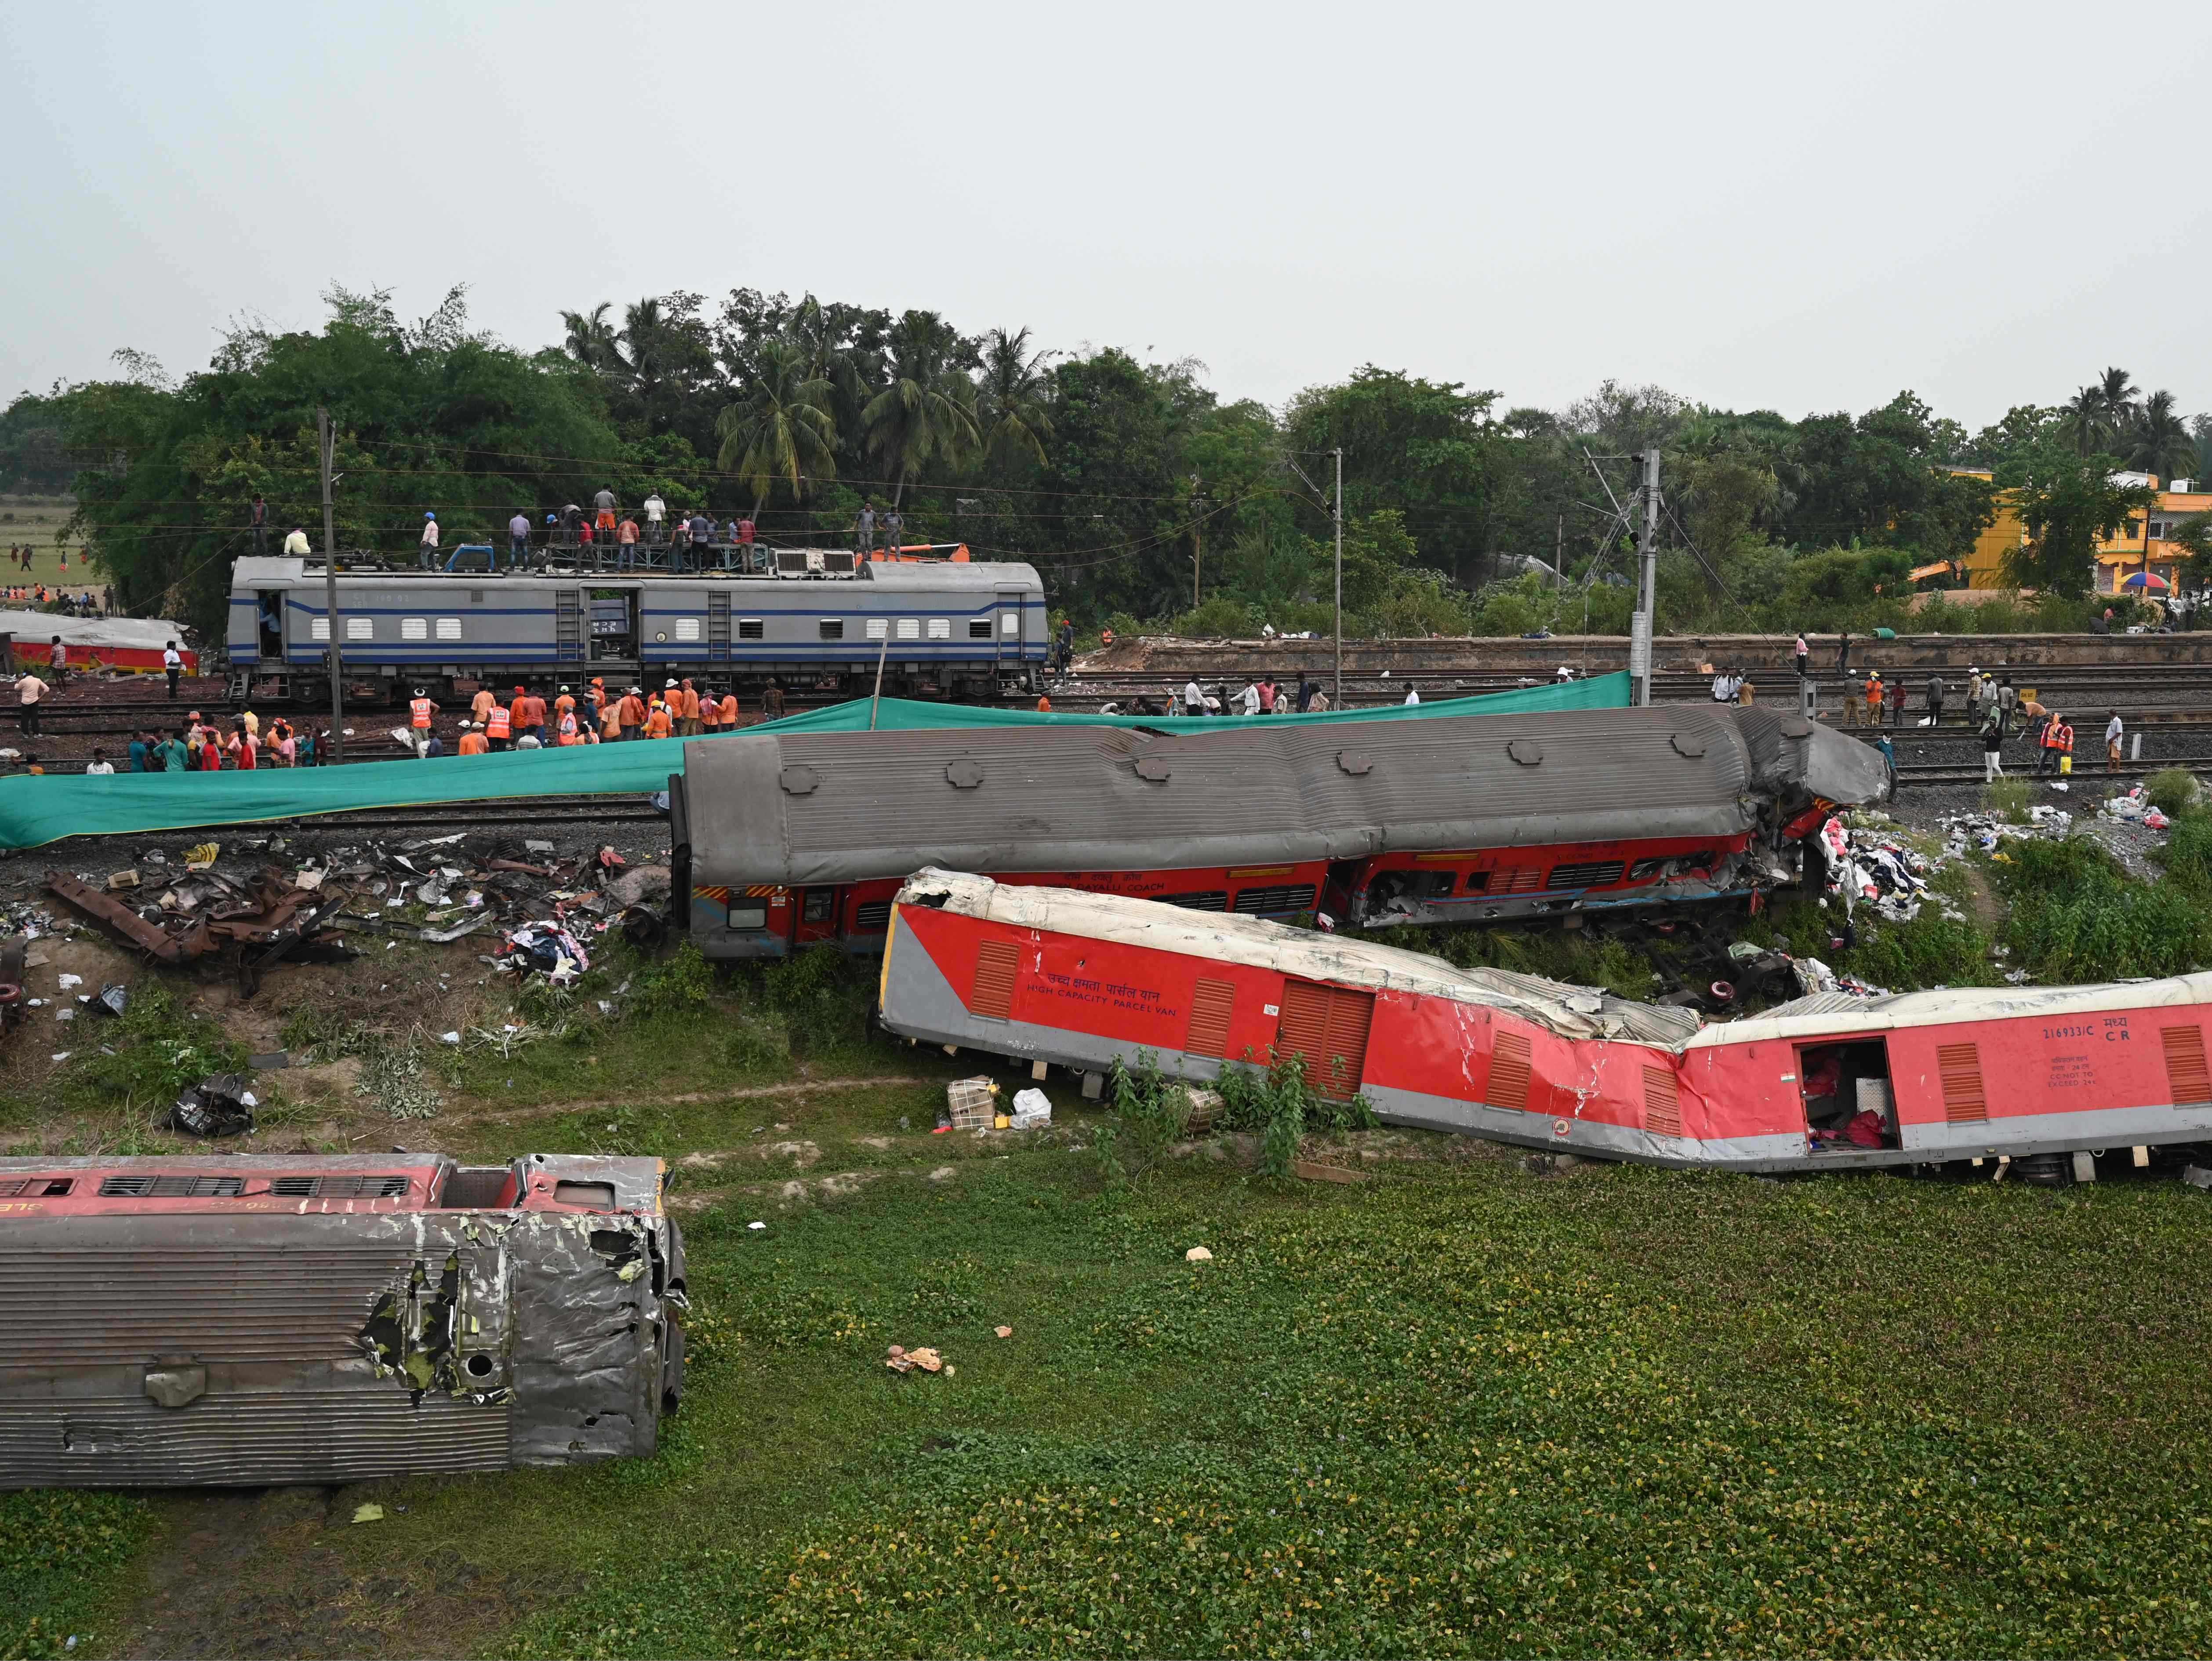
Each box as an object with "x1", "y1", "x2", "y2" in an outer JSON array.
[{"x1": 283, "y1": 526, "x2": 310, "y2": 556}]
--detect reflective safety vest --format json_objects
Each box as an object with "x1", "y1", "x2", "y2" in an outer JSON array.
[
  {"x1": 557, "y1": 712, "x2": 580, "y2": 745},
  {"x1": 486, "y1": 705, "x2": 511, "y2": 739},
  {"x1": 409, "y1": 697, "x2": 434, "y2": 729}
]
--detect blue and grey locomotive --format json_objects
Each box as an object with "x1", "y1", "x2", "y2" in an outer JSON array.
[{"x1": 225, "y1": 547, "x2": 1048, "y2": 704}]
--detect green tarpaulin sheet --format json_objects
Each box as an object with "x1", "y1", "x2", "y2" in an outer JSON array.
[{"x1": 0, "y1": 672, "x2": 1628, "y2": 848}]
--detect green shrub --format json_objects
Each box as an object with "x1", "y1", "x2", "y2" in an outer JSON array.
[
  {"x1": 1092, "y1": 1054, "x2": 1190, "y2": 1188},
  {"x1": 65, "y1": 983, "x2": 248, "y2": 1110},
  {"x1": 624, "y1": 940, "x2": 716, "y2": 1018},
  {"x1": 2143, "y1": 768, "x2": 2202, "y2": 818},
  {"x1": 722, "y1": 1021, "x2": 790, "y2": 1075},
  {"x1": 1995, "y1": 836, "x2": 2212, "y2": 980},
  {"x1": 2160, "y1": 813, "x2": 2212, "y2": 894},
  {"x1": 1217, "y1": 1050, "x2": 1378, "y2": 1178}
]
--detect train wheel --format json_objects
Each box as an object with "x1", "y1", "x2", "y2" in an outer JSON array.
[{"x1": 2013, "y1": 1152, "x2": 2072, "y2": 1187}]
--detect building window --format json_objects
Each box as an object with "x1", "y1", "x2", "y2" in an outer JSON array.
[
  {"x1": 435, "y1": 617, "x2": 462, "y2": 640},
  {"x1": 401, "y1": 617, "x2": 428, "y2": 640}
]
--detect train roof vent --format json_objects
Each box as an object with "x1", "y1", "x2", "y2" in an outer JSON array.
[
  {"x1": 775, "y1": 549, "x2": 814, "y2": 576},
  {"x1": 0, "y1": 1177, "x2": 72, "y2": 1198},
  {"x1": 822, "y1": 550, "x2": 857, "y2": 575},
  {"x1": 268, "y1": 1174, "x2": 411, "y2": 1199},
  {"x1": 98, "y1": 1174, "x2": 247, "y2": 1198}
]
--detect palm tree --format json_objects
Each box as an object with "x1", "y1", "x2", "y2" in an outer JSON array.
[
  {"x1": 715, "y1": 340, "x2": 837, "y2": 513},
  {"x1": 2098, "y1": 366, "x2": 2141, "y2": 434},
  {"x1": 977, "y1": 327, "x2": 1055, "y2": 469},
  {"x1": 2061, "y1": 385, "x2": 2110, "y2": 456},
  {"x1": 559, "y1": 302, "x2": 621, "y2": 373},
  {"x1": 860, "y1": 311, "x2": 980, "y2": 505},
  {"x1": 2128, "y1": 390, "x2": 2197, "y2": 480},
  {"x1": 618, "y1": 298, "x2": 668, "y2": 396}
]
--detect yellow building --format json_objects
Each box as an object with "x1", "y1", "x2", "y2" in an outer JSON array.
[
  {"x1": 2092, "y1": 474, "x2": 2209, "y2": 597},
  {"x1": 1938, "y1": 467, "x2": 2029, "y2": 589}
]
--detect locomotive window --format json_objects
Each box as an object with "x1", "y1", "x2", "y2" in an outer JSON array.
[
  {"x1": 802, "y1": 889, "x2": 836, "y2": 923},
  {"x1": 346, "y1": 617, "x2": 374, "y2": 640},
  {"x1": 896, "y1": 618, "x2": 921, "y2": 640},
  {"x1": 727, "y1": 901, "x2": 769, "y2": 930},
  {"x1": 738, "y1": 618, "x2": 764, "y2": 640},
  {"x1": 969, "y1": 618, "x2": 992, "y2": 640},
  {"x1": 864, "y1": 618, "x2": 889, "y2": 640},
  {"x1": 309, "y1": 617, "x2": 331, "y2": 642},
  {"x1": 401, "y1": 617, "x2": 428, "y2": 640},
  {"x1": 676, "y1": 618, "x2": 701, "y2": 641},
  {"x1": 435, "y1": 617, "x2": 462, "y2": 640},
  {"x1": 819, "y1": 618, "x2": 844, "y2": 640},
  {"x1": 927, "y1": 618, "x2": 951, "y2": 639}
]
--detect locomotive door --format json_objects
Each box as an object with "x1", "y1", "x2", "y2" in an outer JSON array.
[
  {"x1": 994, "y1": 588, "x2": 1026, "y2": 669},
  {"x1": 1275, "y1": 979, "x2": 1374, "y2": 1099},
  {"x1": 792, "y1": 887, "x2": 841, "y2": 947},
  {"x1": 587, "y1": 589, "x2": 639, "y2": 665}
]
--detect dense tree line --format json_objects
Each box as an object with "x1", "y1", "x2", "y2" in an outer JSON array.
[{"x1": 4, "y1": 282, "x2": 2208, "y2": 636}]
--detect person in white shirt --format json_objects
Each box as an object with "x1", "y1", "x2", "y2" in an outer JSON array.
[
  {"x1": 2106, "y1": 710, "x2": 2125, "y2": 768},
  {"x1": 420, "y1": 512, "x2": 440, "y2": 569},
  {"x1": 1308, "y1": 687, "x2": 1333, "y2": 712},
  {"x1": 282, "y1": 527, "x2": 311, "y2": 556},
  {"x1": 643, "y1": 493, "x2": 666, "y2": 544},
  {"x1": 1235, "y1": 683, "x2": 1261, "y2": 716},
  {"x1": 1712, "y1": 672, "x2": 1732, "y2": 702},
  {"x1": 1555, "y1": 665, "x2": 1576, "y2": 682},
  {"x1": 163, "y1": 642, "x2": 183, "y2": 699},
  {"x1": 84, "y1": 749, "x2": 115, "y2": 774},
  {"x1": 1403, "y1": 684, "x2": 1420, "y2": 705},
  {"x1": 16, "y1": 672, "x2": 47, "y2": 736},
  {"x1": 1183, "y1": 679, "x2": 1206, "y2": 716}
]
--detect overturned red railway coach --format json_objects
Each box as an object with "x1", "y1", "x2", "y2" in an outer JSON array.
[
  {"x1": 0, "y1": 1152, "x2": 685, "y2": 1488},
  {"x1": 879, "y1": 872, "x2": 2212, "y2": 1175},
  {"x1": 672, "y1": 705, "x2": 1888, "y2": 960}
]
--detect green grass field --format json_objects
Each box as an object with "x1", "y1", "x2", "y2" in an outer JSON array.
[{"x1": 0, "y1": 495, "x2": 98, "y2": 592}]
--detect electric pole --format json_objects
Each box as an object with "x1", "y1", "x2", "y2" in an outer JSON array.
[
  {"x1": 1190, "y1": 473, "x2": 1203, "y2": 609},
  {"x1": 1333, "y1": 447, "x2": 1344, "y2": 709},
  {"x1": 1631, "y1": 447, "x2": 1661, "y2": 707},
  {"x1": 318, "y1": 407, "x2": 345, "y2": 762}
]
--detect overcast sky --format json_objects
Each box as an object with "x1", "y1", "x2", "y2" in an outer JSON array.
[{"x1": 5, "y1": 1, "x2": 2208, "y2": 429}]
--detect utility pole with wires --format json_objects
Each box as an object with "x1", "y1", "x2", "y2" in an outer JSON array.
[
  {"x1": 1333, "y1": 447, "x2": 1344, "y2": 709},
  {"x1": 317, "y1": 407, "x2": 345, "y2": 761},
  {"x1": 1631, "y1": 447, "x2": 1661, "y2": 707}
]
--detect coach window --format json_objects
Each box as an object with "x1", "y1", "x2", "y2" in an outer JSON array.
[
  {"x1": 896, "y1": 618, "x2": 921, "y2": 640},
  {"x1": 727, "y1": 899, "x2": 769, "y2": 930},
  {"x1": 436, "y1": 617, "x2": 462, "y2": 640},
  {"x1": 401, "y1": 617, "x2": 428, "y2": 640},
  {"x1": 926, "y1": 618, "x2": 951, "y2": 639},
  {"x1": 738, "y1": 618, "x2": 764, "y2": 640},
  {"x1": 864, "y1": 618, "x2": 889, "y2": 640},
  {"x1": 309, "y1": 617, "x2": 331, "y2": 642},
  {"x1": 802, "y1": 889, "x2": 835, "y2": 924},
  {"x1": 969, "y1": 618, "x2": 992, "y2": 640},
  {"x1": 346, "y1": 616, "x2": 374, "y2": 641},
  {"x1": 820, "y1": 618, "x2": 845, "y2": 640},
  {"x1": 676, "y1": 618, "x2": 701, "y2": 642},
  {"x1": 1000, "y1": 613, "x2": 1019, "y2": 635}
]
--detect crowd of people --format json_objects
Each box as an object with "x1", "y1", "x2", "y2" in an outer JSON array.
[{"x1": 412, "y1": 676, "x2": 771, "y2": 756}]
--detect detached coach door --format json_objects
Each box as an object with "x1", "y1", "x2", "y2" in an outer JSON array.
[{"x1": 1276, "y1": 980, "x2": 1374, "y2": 1100}]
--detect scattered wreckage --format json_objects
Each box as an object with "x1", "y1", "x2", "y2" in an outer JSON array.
[
  {"x1": 879, "y1": 871, "x2": 2212, "y2": 1180},
  {"x1": 0, "y1": 1152, "x2": 685, "y2": 1488},
  {"x1": 28, "y1": 833, "x2": 672, "y2": 999}
]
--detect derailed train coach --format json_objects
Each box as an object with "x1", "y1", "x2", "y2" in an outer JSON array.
[
  {"x1": 879, "y1": 871, "x2": 2212, "y2": 1178},
  {"x1": 672, "y1": 705, "x2": 1889, "y2": 960},
  {"x1": 0, "y1": 1152, "x2": 685, "y2": 1487}
]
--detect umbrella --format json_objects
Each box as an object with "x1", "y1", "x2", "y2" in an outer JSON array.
[{"x1": 2122, "y1": 571, "x2": 2170, "y2": 591}]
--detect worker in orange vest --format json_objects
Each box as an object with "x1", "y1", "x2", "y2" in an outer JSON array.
[
  {"x1": 457, "y1": 722, "x2": 489, "y2": 756},
  {"x1": 408, "y1": 686, "x2": 436, "y2": 758},
  {"x1": 645, "y1": 696, "x2": 674, "y2": 740},
  {"x1": 484, "y1": 698, "x2": 512, "y2": 751},
  {"x1": 679, "y1": 677, "x2": 702, "y2": 736},
  {"x1": 553, "y1": 684, "x2": 577, "y2": 729},
  {"x1": 556, "y1": 704, "x2": 581, "y2": 744}
]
